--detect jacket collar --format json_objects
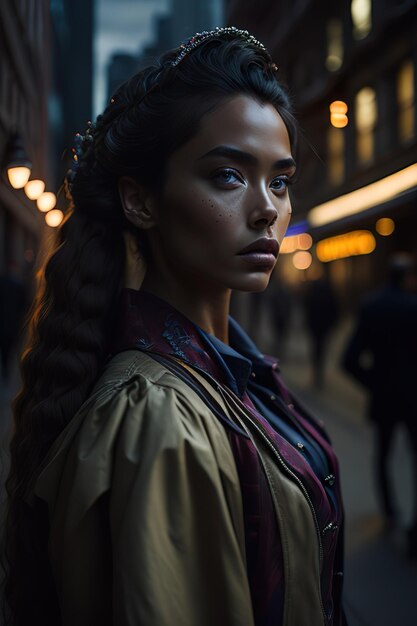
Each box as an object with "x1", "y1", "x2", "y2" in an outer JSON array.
[{"x1": 110, "y1": 288, "x2": 269, "y2": 397}]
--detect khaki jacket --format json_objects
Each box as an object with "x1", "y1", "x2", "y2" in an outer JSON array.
[{"x1": 35, "y1": 350, "x2": 325, "y2": 626}]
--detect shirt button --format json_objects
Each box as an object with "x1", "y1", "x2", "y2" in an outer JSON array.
[
  {"x1": 251, "y1": 372, "x2": 256, "y2": 379},
  {"x1": 270, "y1": 394, "x2": 276, "y2": 401},
  {"x1": 324, "y1": 474, "x2": 336, "y2": 487},
  {"x1": 296, "y1": 442, "x2": 305, "y2": 450}
]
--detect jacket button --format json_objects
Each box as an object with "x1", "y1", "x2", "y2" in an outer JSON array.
[
  {"x1": 324, "y1": 474, "x2": 336, "y2": 487},
  {"x1": 251, "y1": 371, "x2": 256, "y2": 379},
  {"x1": 270, "y1": 394, "x2": 276, "y2": 401}
]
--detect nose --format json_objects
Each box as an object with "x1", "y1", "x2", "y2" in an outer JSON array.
[{"x1": 248, "y1": 193, "x2": 278, "y2": 231}]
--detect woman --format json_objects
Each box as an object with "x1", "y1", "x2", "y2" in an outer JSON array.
[{"x1": 2, "y1": 28, "x2": 346, "y2": 626}]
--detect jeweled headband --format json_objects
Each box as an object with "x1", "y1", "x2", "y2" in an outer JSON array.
[
  {"x1": 171, "y1": 26, "x2": 277, "y2": 70},
  {"x1": 67, "y1": 26, "x2": 277, "y2": 183}
]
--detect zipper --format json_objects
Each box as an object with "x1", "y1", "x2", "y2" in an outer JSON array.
[{"x1": 216, "y1": 383, "x2": 327, "y2": 623}]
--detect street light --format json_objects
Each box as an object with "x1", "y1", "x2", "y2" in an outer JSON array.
[
  {"x1": 45, "y1": 209, "x2": 64, "y2": 227},
  {"x1": 330, "y1": 100, "x2": 348, "y2": 128},
  {"x1": 37, "y1": 191, "x2": 56, "y2": 212},
  {"x1": 4, "y1": 133, "x2": 32, "y2": 188},
  {"x1": 24, "y1": 179, "x2": 45, "y2": 200}
]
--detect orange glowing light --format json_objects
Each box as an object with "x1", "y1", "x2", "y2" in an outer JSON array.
[
  {"x1": 330, "y1": 101, "x2": 348, "y2": 127},
  {"x1": 330, "y1": 113, "x2": 348, "y2": 128},
  {"x1": 37, "y1": 192, "x2": 56, "y2": 212},
  {"x1": 375, "y1": 217, "x2": 395, "y2": 236},
  {"x1": 292, "y1": 251, "x2": 313, "y2": 270},
  {"x1": 316, "y1": 230, "x2": 376, "y2": 262},
  {"x1": 25, "y1": 179, "x2": 45, "y2": 200},
  {"x1": 281, "y1": 233, "x2": 313, "y2": 254},
  {"x1": 330, "y1": 101, "x2": 348, "y2": 115},
  {"x1": 45, "y1": 209, "x2": 64, "y2": 227}
]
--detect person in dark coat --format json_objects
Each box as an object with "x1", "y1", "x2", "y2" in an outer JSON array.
[
  {"x1": 343, "y1": 254, "x2": 417, "y2": 558},
  {"x1": 303, "y1": 274, "x2": 339, "y2": 388}
]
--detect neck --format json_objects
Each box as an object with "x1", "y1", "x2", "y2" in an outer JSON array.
[{"x1": 140, "y1": 270, "x2": 231, "y2": 344}]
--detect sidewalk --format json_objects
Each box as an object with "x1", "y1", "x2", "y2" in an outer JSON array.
[{"x1": 257, "y1": 306, "x2": 417, "y2": 626}]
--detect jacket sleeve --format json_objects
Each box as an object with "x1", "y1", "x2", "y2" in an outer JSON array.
[{"x1": 107, "y1": 378, "x2": 254, "y2": 626}]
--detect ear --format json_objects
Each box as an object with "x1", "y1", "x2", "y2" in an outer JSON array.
[{"x1": 118, "y1": 176, "x2": 158, "y2": 230}]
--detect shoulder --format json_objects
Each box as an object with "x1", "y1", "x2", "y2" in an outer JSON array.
[{"x1": 34, "y1": 350, "x2": 234, "y2": 518}]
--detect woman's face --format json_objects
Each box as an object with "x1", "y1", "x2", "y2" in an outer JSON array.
[{"x1": 149, "y1": 94, "x2": 296, "y2": 293}]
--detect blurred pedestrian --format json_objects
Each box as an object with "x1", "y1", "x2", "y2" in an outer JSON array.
[
  {"x1": 343, "y1": 254, "x2": 417, "y2": 558},
  {"x1": 0, "y1": 261, "x2": 29, "y2": 385},
  {"x1": 303, "y1": 273, "x2": 339, "y2": 388},
  {"x1": 268, "y1": 270, "x2": 293, "y2": 358}
]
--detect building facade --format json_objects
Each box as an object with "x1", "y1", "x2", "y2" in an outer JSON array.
[
  {"x1": 228, "y1": 0, "x2": 417, "y2": 309},
  {"x1": 0, "y1": 0, "x2": 94, "y2": 280},
  {"x1": 106, "y1": 0, "x2": 224, "y2": 103},
  {"x1": 0, "y1": 0, "x2": 51, "y2": 276}
]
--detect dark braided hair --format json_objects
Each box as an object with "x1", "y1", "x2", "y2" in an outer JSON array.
[{"x1": 1, "y1": 34, "x2": 297, "y2": 625}]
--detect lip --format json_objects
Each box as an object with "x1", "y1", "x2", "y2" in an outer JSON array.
[{"x1": 237, "y1": 237, "x2": 279, "y2": 257}]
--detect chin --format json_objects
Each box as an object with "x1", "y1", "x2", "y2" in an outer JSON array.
[{"x1": 231, "y1": 273, "x2": 272, "y2": 293}]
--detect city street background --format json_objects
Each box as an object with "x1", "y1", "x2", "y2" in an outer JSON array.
[{"x1": 1, "y1": 1, "x2": 417, "y2": 625}]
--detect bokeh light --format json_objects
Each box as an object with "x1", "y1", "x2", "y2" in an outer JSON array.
[
  {"x1": 292, "y1": 251, "x2": 313, "y2": 270},
  {"x1": 25, "y1": 179, "x2": 45, "y2": 200},
  {"x1": 7, "y1": 166, "x2": 31, "y2": 189},
  {"x1": 330, "y1": 100, "x2": 348, "y2": 127},
  {"x1": 37, "y1": 192, "x2": 56, "y2": 212},
  {"x1": 375, "y1": 217, "x2": 395, "y2": 236},
  {"x1": 45, "y1": 209, "x2": 64, "y2": 227},
  {"x1": 316, "y1": 230, "x2": 376, "y2": 262}
]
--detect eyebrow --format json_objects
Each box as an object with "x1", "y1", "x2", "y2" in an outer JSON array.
[{"x1": 197, "y1": 145, "x2": 296, "y2": 171}]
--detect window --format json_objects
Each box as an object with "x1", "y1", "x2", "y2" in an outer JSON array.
[
  {"x1": 327, "y1": 127, "x2": 345, "y2": 185},
  {"x1": 351, "y1": 0, "x2": 372, "y2": 40},
  {"x1": 326, "y1": 19, "x2": 343, "y2": 72},
  {"x1": 397, "y1": 59, "x2": 414, "y2": 141},
  {"x1": 355, "y1": 87, "x2": 377, "y2": 164}
]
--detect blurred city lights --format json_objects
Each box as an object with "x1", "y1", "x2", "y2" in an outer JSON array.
[
  {"x1": 326, "y1": 19, "x2": 343, "y2": 72},
  {"x1": 316, "y1": 230, "x2": 376, "y2": 262},
  {"x1": 24, "y1": 179, "x2": 45, "y2": 200},
  {"x1": 298, "y1": 233, "x2": 313, "y2": 250},
  {"x1": 351, "y1": 0, "x2": 372, "y2": 39},
  {"x1": 7, "y1": 166, "x2": 31, "y2": 189},
  {"x1": 281, "y1": 233, "x2": 313, "y2": 254},
  {"x1": 308, "y1": 163, "x2": 417, "y2": 226},
  {"x1": 4, "y1": 133, "x2": 32, "y2": 188},
  {"x1": 330, "y1": 100, "x2": 348, "y2": 128},
  {"x1": 45, "y1": 209, "x2": 64, "y2": 227},
  {"x1": 292, "y1": 251, "x2": 313, "y2": 270},
  {"x1": 37, "y1": 191, "x2": 56, "y2": 212},
  {"x1": 375, "y1": 217, "x2": 395, "y2": 236}
]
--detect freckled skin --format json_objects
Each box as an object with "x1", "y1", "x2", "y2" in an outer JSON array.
[{"x1": 140, "y1": 95, "x2": 295, "y2": 340}]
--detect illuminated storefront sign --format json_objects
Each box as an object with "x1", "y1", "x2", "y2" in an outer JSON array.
[{"x1": 316, "y1": 230, "x2": 376, "y2": 262}]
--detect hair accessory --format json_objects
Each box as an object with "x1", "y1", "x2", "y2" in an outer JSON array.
[
  {"x1": 66, "y1": 121, "x2": 96, "y2": 183},
  {"x1": 171, "y1": 26, "x2": 274, "y2": 68}
]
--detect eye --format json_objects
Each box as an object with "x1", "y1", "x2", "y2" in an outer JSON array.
[
  {"x1": 212, "y1": 168, "x2": 243, "y2": 186},
  {"x1": 270, "y1": 176, "x2": 292, "y2": 194}
]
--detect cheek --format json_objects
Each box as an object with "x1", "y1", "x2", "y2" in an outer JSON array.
[
  {"x1": 165, "y1": 187, "x2": 236, "y2": 242},
  {"x1": 276, "y1": 200, "x2": 292, "y2": 243}
]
